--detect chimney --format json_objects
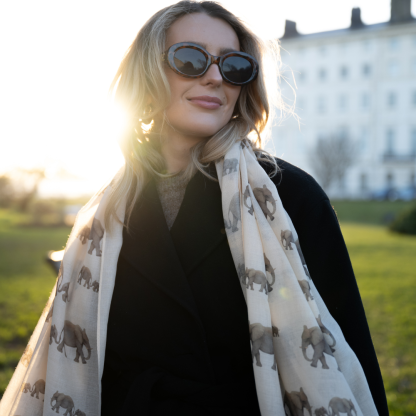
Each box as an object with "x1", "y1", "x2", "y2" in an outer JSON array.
[
  {"x1": 390, "y1": 0, "x2": 413, "y2": 23},
  {"x1": 282, "y1": 20, "x2": 299, "y2": 39},
  {"x1": 350, "y1": 8, "x2": 364, "y2": 28}
]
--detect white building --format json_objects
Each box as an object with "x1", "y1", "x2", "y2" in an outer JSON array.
[{"x1": 271, "y1": 0, "x2": 416, "y2": 198}]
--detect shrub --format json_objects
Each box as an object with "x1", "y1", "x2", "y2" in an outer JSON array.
[{"x1": 389, "y1": 204, "x2": 416, "y2": 235}]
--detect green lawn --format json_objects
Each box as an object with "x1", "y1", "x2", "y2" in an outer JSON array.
[
  {"x1": 0, "y1": 208, "x2": 415, "y2": 414},
  {"x1": 332, "y1": 200, "x2": 415, "y2": 225},
  {"x1": 0, "y1": 209, "x2": 70, "y2": 394},
  {"x1": 340, "y1": 223, "x2": 416, "y2": 415}
]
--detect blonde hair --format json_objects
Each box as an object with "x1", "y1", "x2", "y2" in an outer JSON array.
[{"x1": 105, "y1": 0, "x2": 291, "y2": 230}]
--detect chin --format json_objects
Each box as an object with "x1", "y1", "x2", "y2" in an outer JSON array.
[{"x1": 173, "y1": 118, "x2": 230, "y2": 139}]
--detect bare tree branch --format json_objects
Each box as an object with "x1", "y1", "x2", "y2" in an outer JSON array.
[{"x1": 308, "y1": 134, "x2": 357, "y2": 191}]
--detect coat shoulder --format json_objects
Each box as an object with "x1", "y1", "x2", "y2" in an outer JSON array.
[{"x1": 260, "y1": 157, "x2": 329, "y2": 207}]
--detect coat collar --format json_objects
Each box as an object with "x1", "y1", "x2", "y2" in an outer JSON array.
[{"x1": 120, "y1": 166, "x2": 226, "y2": 326}]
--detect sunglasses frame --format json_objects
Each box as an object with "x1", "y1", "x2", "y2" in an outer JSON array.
[{"x1": 162, "y1": 42, "x2": 259, "y2": 86}]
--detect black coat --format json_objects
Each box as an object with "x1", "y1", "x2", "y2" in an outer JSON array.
[{"x1": 101, "y1": 159, "x2": 388, "y2": 416}]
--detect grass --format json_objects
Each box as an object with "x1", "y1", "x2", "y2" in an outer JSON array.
[
  {"x1": 340, "y1": 223, "x2": 416, "y2": 415},
  {"x1": 331, "y1": 200, "x2": 415, "y2": 225},
  {"x1": 0, "y1": 209, "x2": 70, "y2": 395},
  {"x1": 0, "y1": 206, "x2": 415, "y2": 414}
]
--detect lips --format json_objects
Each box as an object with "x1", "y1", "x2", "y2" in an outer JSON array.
[{"x1": 187, "y1": 95, "x2": 223, "y2": 109}]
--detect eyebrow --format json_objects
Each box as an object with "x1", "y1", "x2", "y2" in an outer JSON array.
[{"x1": 186, "y1": 41, "x2": 238, "y2": 55}]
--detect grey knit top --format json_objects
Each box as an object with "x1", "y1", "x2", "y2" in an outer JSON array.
[{"x1": 155, "y1": 172, "x2": 192, "y2": 230}]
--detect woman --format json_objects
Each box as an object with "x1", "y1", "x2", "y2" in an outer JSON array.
[{"x1": 0, "y1": 2, "x2": 388, "y2": 416}]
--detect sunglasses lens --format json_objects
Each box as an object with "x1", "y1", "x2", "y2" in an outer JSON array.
[
  {"x1": 222, "y1": 56, "x2": 253, "y2": 84},
  {"x1": 174, "y1": 48, "x2": 207, "y2": 76}
]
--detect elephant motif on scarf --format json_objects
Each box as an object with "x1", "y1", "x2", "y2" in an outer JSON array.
[
  {"x1": 74, "y1": 410, "x2": 87, "y2": 416},
  {"x1": 298, "y1": 279, "x2": 314, "y2": 301},
  {"x1": 315, "y1": 407, "x2": 329, "y2": 415},
  {"x1": 223, "y1": 158, "x2": 238, "y2": 175},
  {"x1": 30, "y1": 379, "x2": 45, "y2": 399},
  {"x1": 57, "y1": 282, "x2": 70, "y2": 302},
  {"x1": 284, "y1": 387, "x2": 312, "y2": 416},
  {"x1": 263, "y1": 253, "x2": 276, "y2": 282},
  {"x1": 252, "y1": 185, "x2": 276, "y2": 220},
  {"x1": 328, "y1": 397, "x2": 357, "y2": 416},
  {"x1": 243, "y1": 267, "x2": 274, "y2": 294},
  {"x1": 91, "y1": 280, "x2": 99, "y2": 292},
  {"x1": 21, "y1": 383, "x2": 31, "y2": 393},
  {"x1": 249, "y1": 322, "x2": 277, "y2": 370},
  {"x1": 77, "y1": 218, "x2": 104, "y2": 256},
  {"x1": 317, "y1": 315, "x2": 336, "y2": 350},
  {"x1": 50, "y1": 391, "x2": 75, "y2": 416},
  {"x1": 78, "y1": 266, "x2": 92, "y2": 289},
  {"x1": 243, "y1": 185, "x2": 276, "y2": 220},
  {"x1": 56, "y1": 320, "x2": 92, "y2": 364},
  {"x1": 243, "y1": 185, "x2": 254, "y2": 215},
  {"x1": 55, "y1": 262, "x2": 69, "y2": 302},
  {"x1": 301, "y1": 325, "x2": 339, "y2": 370},
  {"x1": 225, "y1": 192, "x2": 241, "y2": 232},
  {"x1": 50, "y1": 324, "x2": 59, "y2": 345},
  {"x1": 281, "y1": 229, "x2": 306, "y2": 265},
  {"x1": 46, "y1": 303, "x2": 54, "y2": 322}
]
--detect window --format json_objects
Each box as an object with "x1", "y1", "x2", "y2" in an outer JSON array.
[
  {"x1": 410, "y1": 172, "x2": 416, "y2": 187},
  {"x1": 359, "y1": 127, "x2": 370, "y2": 151},
  {"x1": 389, "y1": 38, "x2": 400, "y2": 51},
  {"x1": 386, "y1": 172, "x2": 394, "y2": 187},
  {"x1": 362, "y1": 63, "x2": 371, "y2": 77},
  {"x1": 411, "y1": 128, "x2": 416, "y2": 154},
  {"x1": 386, "y1": 128, "x2": 396, "y2": 154},
  {"x1": 361, "y1": 93, "x2": 371, "y2": 109},
  {"x1": 387, "y1": 92, "x2": 397, "y2": 108},
  {"x1": 318, "y1": 68, "x2": 327, "y2": 81},
  {"x1": 360, "y1": 173, "x2": 368, "y2": 191},
  {"x1": 388, "y1": 61, "x2": 399, "y2": 77},
  {"x1": 340, "y1": 66, "x2": 349, "y2": 79},
  {"x1": 317, "y1": 96, "x2": 326, "y2": 113},
  {"x1": 338, "y1": 94, "x2": 348, "y2": 112}
]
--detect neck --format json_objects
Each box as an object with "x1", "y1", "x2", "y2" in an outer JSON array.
[{"x1": 160, "y1": 128, "x2": 206, "y2": 174}]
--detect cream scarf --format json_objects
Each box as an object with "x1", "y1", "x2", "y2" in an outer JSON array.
[{"x1": 0, "y1": 142, "x2": 378, "y2": 416}]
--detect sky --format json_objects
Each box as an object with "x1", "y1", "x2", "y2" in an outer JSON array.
[{"x1": 1, "y1": 0, "x2": 415, "y2": 196}]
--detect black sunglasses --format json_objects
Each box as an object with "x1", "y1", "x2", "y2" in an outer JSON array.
[{"x1": 162, "y1": 42, "x2": 259, "y2": 86}]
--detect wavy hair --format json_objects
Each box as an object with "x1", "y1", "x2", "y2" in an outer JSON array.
[{"x1": 105, "y1": 0, "x2": 292, "y2": 230}]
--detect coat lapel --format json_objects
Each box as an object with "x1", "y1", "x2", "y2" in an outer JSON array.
[
  {"x1": 120, "y1": 176, "x2": 203, "y2": 327},
  {"x1": 170, "y1": 166, "x2": 227, "y2": 276}
]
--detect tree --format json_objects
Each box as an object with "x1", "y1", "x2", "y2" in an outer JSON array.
[
  {"x1": 0, "y1": 175, "x2": 15, "y2": 208},
  {"x1": 0, "y1": 168, "x2": 45, "y2": 212},
  {"x1": 308, "y1": 134, "x2": 357, "y2": 191}
]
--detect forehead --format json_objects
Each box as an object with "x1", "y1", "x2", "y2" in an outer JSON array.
[{"x1": 165, "y1": 13, "x2": 240, "y2": 55}]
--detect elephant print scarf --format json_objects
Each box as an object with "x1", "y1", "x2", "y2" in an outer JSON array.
[{"x1": 0, "y1": 142, "x2": 378, "y2": 416}]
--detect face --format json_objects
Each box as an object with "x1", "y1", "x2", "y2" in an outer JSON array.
[{"x1": 162, "y1": 13, "x2": 241, "y2": 140}]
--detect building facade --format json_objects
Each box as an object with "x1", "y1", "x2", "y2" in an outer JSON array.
[{"x1": 271, "y1": 0, "x2": 416, "y2": 198}]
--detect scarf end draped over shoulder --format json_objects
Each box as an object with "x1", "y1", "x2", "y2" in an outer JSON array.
[{"x1": 0, "y1": 142, "x2": 378, "y2": 416}]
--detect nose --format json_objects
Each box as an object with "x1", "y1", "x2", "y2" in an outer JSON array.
[{"x1": 201, "y1": 62, "x2": 222, "y2": 87}]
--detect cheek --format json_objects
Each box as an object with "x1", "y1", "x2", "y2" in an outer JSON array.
[{"x1": 226, "y1": 86, "x2": 241, "y2": 110}]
